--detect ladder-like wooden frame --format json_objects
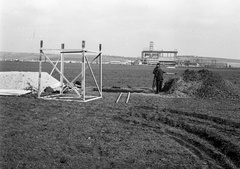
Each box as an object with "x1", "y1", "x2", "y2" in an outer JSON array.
[{"x1": 38, "y1": 40, "x2": 102, "y2": 102}]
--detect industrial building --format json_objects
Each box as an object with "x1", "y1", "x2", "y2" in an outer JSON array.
[{"x1": 141, "y1": 41, "x2": 178, "y2": 65}]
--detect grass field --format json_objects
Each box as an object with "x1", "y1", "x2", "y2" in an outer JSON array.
[{"x1": 0, "y1": 61, "x2": 240, "y2": 169}]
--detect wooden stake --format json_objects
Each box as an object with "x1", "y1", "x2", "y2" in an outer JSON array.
[
  {"x1": 116, "y1": 93, "x2": 123, "y2": 103},
  {"x1": 60, "y1": 43, "x2": 64, "y2": 94},
  {"x1": 126, "y1": 92, "x2": 130, "y2": 103},
  {"x1": 38, "y1": 40, "x2": 43, "y2": 97},
  {"x1": 99, "y1": 44, "x2": 102, "y2": 97},
  {"x1": 82, "y1": 41, "x2": 86, "y2": 101}
]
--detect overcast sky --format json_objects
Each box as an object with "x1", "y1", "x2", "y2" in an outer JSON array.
[{"x1": 1, "y1": 0, "x2": 240, "y2": 59}]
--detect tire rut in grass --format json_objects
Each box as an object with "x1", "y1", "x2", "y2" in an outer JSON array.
[
  {"x1": 161, "y1": 109, "x2": 240, "y2": 168},
  {"x1": 165, "y1": 132, "x2": 222, "y2": 169},
  {"x1": 112, "y1": 115, "x2": 212, "y2": 169},
  {"x1": 163, "y1": 109, "x2": 240, "y2": 142},
  {"x1": 112, "y1": 109, "x2": 240, "y2": 169},
  {"x1": 165, "y1": 130, "x2": 235, "y2": 169},
  {"x1": 152, "y1": 111, "x2": 240, "y2": 169},
  {"x1": 163, "y1": 108, "x2": 240, "y2": 129}
]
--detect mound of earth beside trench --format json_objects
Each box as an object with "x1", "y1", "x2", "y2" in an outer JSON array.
[
  {"x1": 0, "y1": 71, "x2": 61, "y2": 93},
  {"x1": 163, "y1": 69, "x2": 240, "y2": 100}
]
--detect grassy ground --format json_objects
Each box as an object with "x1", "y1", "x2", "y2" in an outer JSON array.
[
  {"x1": 1, "y1": 93, "x2": 240, "y2": 169},
  {"x1": 1, "y1": 61, "x2": 240, "y2": 168}
]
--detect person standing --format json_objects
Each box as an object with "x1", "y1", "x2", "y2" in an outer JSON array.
[
  {"x1": 152, "y1": 63, "x2": 158, "y2": 90},
  {"x1": 153, "y1": 63, "x2": 166, "y2": 94}
]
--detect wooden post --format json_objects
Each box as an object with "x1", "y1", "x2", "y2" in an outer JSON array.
[
  {"x1": 99, "y1": 44, "x2": 102, "y2": 97},
  {"x1": 38, "y1": 40, "x2": 43, "y2": 97},
  {"x1": 60, "y1": 43, "x2": 64, "y2": 94},
  {"x1": 82, "y1": 41, "x2": 86, "y2": 101},
  {"x1": 116, "y1": 93, "x2": 122, "y2": 103},
  {"x1": 126, "y1": 92, "x2": 130, "y2": 103}
]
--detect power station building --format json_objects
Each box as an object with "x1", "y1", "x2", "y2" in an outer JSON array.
[{"x1": 141, "y1": 42, "x2": 178, "y2": 65}]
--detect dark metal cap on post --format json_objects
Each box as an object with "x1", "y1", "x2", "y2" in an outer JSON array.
[
  {"x1": 40, "y1": 40, "x2": 43, "y2": 48},
  {"x1": 61, "y1": 43, "x2": 65, "y2": 49},
  {"x1": 82, "y1": 41, "x2": 85, "y2": 49},
  {"x1": 40, "y1": 40, "x2": 43, "y2": 61}
]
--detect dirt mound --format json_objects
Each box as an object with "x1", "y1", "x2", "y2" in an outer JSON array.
[
  {"x1": 163, "y1": 69, "x2": 240, "y2": 99},
  {"x1": 0, "y1": 72, "x2": 61, "y2": 92}
]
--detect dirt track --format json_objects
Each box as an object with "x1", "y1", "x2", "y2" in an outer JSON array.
[{"x1": 1, "y1": 92, "x2": 240, "y2": 169}]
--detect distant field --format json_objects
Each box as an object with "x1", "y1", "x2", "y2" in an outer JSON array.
[
  {"x1": 1, "y1": 61, "x2": 240, "y2": 88},
  {"x1": 1, "y1": 61, "x2": 240, "y2": 168},
  {"x1": 1, "y1": 52, "x2": 240, "y2": 66},
  {"x1": 0, "y1": 52, "x2": 134, "y2": 62}
]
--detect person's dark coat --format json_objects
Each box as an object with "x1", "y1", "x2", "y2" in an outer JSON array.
[
  {"x1": 153, "y1": 67, "x2": 158, "y2": 77},
  {"x1": 155, "y1": 67, "x2": 165, "y2": 81},
  {"x1": 152, "y1": 65, "x2": 166, "y2": 93}
]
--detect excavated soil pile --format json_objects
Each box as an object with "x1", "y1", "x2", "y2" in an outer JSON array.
[
  {"x1": 0, "y1": 72, "x2": 61, "y2": 92},
  {"x1": 163, "y1": 69, "x2": 240, "y2": 99}
]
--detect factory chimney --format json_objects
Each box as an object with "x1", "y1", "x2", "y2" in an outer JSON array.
[{"x1": 150, "y1": 41, "x2": 154, "y2": 51}]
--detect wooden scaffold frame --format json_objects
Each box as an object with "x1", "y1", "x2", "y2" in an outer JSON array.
[{"x1": 38, "y1": 40, "x2": 103, "y2": 102}]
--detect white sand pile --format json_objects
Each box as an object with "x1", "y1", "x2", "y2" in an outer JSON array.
[{"x1": 0, "y1": 72, "x2": 61, "y2": 93}]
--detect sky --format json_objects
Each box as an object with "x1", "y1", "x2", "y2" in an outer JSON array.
[{"x1": 1, "y1": 0, "x2": 240, "y2": 59}]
